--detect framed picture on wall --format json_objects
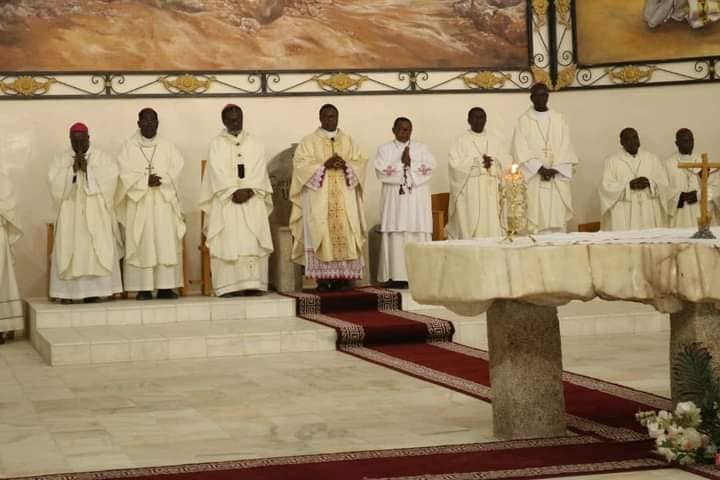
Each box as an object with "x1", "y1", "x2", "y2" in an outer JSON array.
[{"x1": 573, "y1": 0, "x2": 720, "y2": 66}]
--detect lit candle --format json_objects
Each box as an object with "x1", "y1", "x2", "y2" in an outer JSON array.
[{"x1": 500, "y1": 163, "x2": 529, "y2": 240}]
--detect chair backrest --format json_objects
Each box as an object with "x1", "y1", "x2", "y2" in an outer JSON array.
[
  {"x1": 431, "y1": 192, "x2": 450, "y2": 241},
  {"x1": 577, "y1": 221, "x2": 601, "y2": 232},
  {"x1": 431, "y1": 193, "x2": 450, "y2": 220}
]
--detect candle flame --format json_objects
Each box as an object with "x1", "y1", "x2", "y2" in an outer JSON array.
[{"x1": 511, "y1": 164, "x2": 519, "y2": 174}]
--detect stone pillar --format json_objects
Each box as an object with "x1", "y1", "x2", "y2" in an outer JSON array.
[
  {"x1": 670, "y1": 302, "x2": 720, "y2": 403},
  {"x1": 487, "y1": 299, "x2": 566, "y2": 439}
]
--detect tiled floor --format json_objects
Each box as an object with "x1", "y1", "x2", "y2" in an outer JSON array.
[{"x1": 0, "y1": 317, "x2": 704, "y2": 479}]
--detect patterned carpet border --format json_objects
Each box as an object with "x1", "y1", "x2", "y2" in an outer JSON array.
[{"x1": 6, "y1": 437, "x2": 672, "y2": 480}]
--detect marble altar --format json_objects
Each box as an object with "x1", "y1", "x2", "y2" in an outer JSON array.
[{"x1": 407, "y1": 228, "x2": 720, "y2": 439}]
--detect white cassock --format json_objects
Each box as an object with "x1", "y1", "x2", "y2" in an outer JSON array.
[
  {"x1": 664, "y1": 152, "x2": 703, "y2": 228},
  {"x1": 48, "y1": 148, "x2": 123, "y2": 299},
  {"x1": 374, "y1": 140, "x2": 435, "y2": 282},
  {"x1": 600, "y1": 149, "x2": 671, "y2": 231},
  {"x1": 512, "y1": 109, "x2": 578, "y2": 234},
  {"x1": 199, "y1": 130, "x2": 274, "y2": 295},
  {"x1": 0, "y1": 171, "x2": 22, "y2": 333},
  {"x1": 116, "y1": 132, "x2": 186, "y2": 291},
  {"x1": 447, "y1": 130, "x2": 510, "y2": 239}
]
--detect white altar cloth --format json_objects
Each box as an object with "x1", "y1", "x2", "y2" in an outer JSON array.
[{"x1": 406, "y1": 228, "x2": 720, "y2": 316}]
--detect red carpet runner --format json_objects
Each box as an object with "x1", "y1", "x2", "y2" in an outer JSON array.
[{"x1": 281, "y1": 287, "x2": 720, "y2": 479}]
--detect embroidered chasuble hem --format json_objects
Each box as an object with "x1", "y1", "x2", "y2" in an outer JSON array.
[
  {"x1": 304, "y1": 249, "x2": 363, "y2": 280},
  {"x1": 327, "y1": 170, "x2": 351, "y2": 260},
  {"x1": 211, "y1": 256, "x2": 269, "y2": 296}
]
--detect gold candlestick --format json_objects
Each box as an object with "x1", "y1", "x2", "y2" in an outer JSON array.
[{"x1": 500, "y1": 164, "x2": 533, "y2": 242}]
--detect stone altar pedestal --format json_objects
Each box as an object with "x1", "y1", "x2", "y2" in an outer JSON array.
[
  {"x1": 670, "y1": 301, "x2": 720, "y2": 403},
  {"x1": 487, "y1": 300, "x2": 567, "y2": 439}
]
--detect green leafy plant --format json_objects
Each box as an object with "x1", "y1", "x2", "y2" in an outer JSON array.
[
  {"x1": 636, "y1": 343, "x2": 720, "y2": 465},
  {"x1": 672, "y1": 343, "x2": 720, "y2": 447}
]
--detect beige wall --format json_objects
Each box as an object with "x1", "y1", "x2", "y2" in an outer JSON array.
[{"x1": 1, "y1": 82, "x2": 718, "y2": 297}]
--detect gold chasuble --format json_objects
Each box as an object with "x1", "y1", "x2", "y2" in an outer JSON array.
[{"x1": 289, "y1": 128, "x2": 368, "y2": 279}]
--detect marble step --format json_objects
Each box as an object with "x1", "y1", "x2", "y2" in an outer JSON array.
[
  {"x1": 33, "y1": 317, "x2": 336, "y2": 366},
  {"x1": 28, "y1": 293, "x2": 296, "y2": 330}
]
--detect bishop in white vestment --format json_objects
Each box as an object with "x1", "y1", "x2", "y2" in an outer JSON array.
[
  {"x1": 116, "y1": 108, "x2": 186, "y2": 299},
  {"x1": 48, "y1": 123, "x2": 122, "y2": 303},
  {"x1": 512, "y1": 83, "x2": 579, "y2": 234},
  {"x1": 374, "y1": 117, "x2": 435, "y2": 286},
  {"x1": 0, "y1": 169, "x2": 22, "y2": 341},
  {"x1": 289, "y1": 104, "x2": 368, "y2": 292},
  {"x1": 600, "y1": 128, "x2": 671, "y2": 231},
  {"x1": 447, "y1": 107, "x2": 510, "y2": 239},
  {"x1": 199, "y1": 105, "x2": 274, "y2": 296}
]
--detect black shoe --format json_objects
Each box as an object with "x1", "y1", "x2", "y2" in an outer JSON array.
[
  {"x1": 83, "y1": 297, "x2": 101, "y2": 303},
  {"x1": 59, "y1": 298, "x2": 74, "y2": 305},
  {"x1": 220, "y1": 291, "x2": 243, "y2": 298},
  {"x1": 335, "y1": 280, "x2": 353, "y2": 291},
  {"x1": 316, "y1": 281, "x2": 332, "y2": 292},
  {"x1": 156, "y1": 289, "x2": 178, "y2": 299},
  {"x1": 242, "y1": 289, "x2": 265, "y2": 296},
  {"x1": 136, "y1": 291, "x2": 153, "y2": 301},
  {"x1": 0, "y1": 332, "x2": 5, "y2": 345}
]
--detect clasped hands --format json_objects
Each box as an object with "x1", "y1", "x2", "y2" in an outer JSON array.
[
  {"x1": 678, "y1": 190, "x2": 698, "y2": 208},
  {"x1": 72, "y1": 154, "x2": 88, "y2": 173},
  {"x1": 324, "y1": 154, "x2": 346, "y2": 170},
  {"x1": 232, "y1": 188, "x2": 255, "y2": 204},
  {"x1": 148, "y1": 174, "x2": 162, "y2": 187},
  {"x1": 629, "y1": 176, "x2": 651, "y2": 190},
  {"x1": 481, "y1": 154, "x2": 494, "y2": 170},
  {"x1": 538, "y1": 165, "x2": 559, "y2": 181},
  {"x1": 401, "y1": 147, "x2": 411, "y2": 167}
]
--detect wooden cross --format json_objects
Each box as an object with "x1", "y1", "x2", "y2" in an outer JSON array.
[{"x1": 677, "y1": 153, "x2": 720, "y2": 238}]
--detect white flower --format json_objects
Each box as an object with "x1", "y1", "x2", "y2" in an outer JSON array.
[
  {"x1": 675, "y1": 401, "x2": 702, "y2": 426},
  {"x1": 667, "y1": 424, "x2": 684, "y2": 439},
  {"x1": 657, "y1": 446, "x2": 677, "y2": 462},
  {"x1": 658, "y1": 410, "x2": 673, "y2": 421},
  {"x1": 647, "y1": 421, "x2": 664, "y2": 439},
  {"x1": 679, "y1": 427, "x2": 703, "y2": 450}
]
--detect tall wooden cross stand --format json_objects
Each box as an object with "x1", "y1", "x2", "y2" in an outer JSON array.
[{"x1": 678, "y1": 153, "x2": 720, "y2": 239}]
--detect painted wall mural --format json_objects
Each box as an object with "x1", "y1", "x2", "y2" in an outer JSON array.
[{"x1": 0, "y1": 0, "x2": 529, "y2": 71}]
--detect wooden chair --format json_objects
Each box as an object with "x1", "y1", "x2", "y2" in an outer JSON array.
[
  {"x1": 46, "y1": 223, "x2": 54, "y2": 298},
  {"x1": 577, "y1": 221, "x2": 601, "y2": 233},
  {"x1": 431, "y1": 192, "x2": 450, "y2": 241},
  {"x1": 199, "y1": 160, "x2": 212, "y2": 296}
]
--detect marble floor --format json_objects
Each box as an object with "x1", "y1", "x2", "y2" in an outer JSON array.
[{"x1": 0, "y1": 316, "x2": 704, "y2": 480}]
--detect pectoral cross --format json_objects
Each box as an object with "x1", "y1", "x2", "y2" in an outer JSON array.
[
  {"x1": 677, "y1": 153, "x2": 720, "y2": 238},
  {"x1": 542, "y1": 146, "x2": 553, "y2": 164},
  {"x1": 145, "y1": 164, "x2": 154, "y2": 175}
]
